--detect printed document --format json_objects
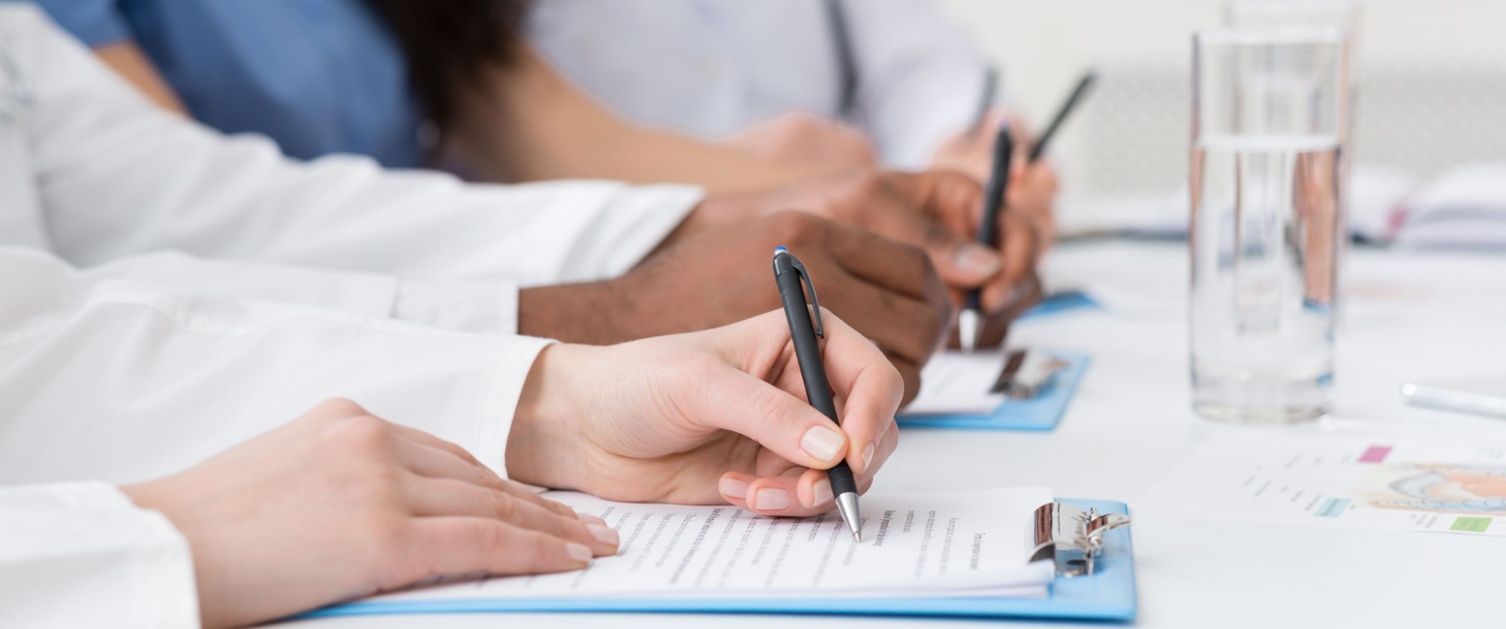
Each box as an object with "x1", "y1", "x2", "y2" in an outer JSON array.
[
  {"x1": 1139, "y1": 432, "x2": 1506, "y2": 536},
  {"x1": 370, "y1": 487, "x2": 1056, "y2": 604}
]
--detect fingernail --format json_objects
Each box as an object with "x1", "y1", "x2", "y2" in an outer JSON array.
[
  {"x1": 753, "y1": 487, "x2": 792, "y2": 511},
  {"x1": 956, "y1": 244, "x2": 1002, "y2": 277},
  {"x1": 800, "y1": 426, "x2": 846, "y2": 462},
  {"x1": 566, "y1": 543, "x2": 592, "y2": 564},
  {"x1": 861, "y1": 442, "x2": 876, "y2": 471},
  {"x1": 577, "y1": 513, "x2": 607, "y2": 526},
  {"x1": 587, "y1": 524, "x2": 620, "y2": 546},
  {"x1": 720, "y1": 477, "x2": 750, "y2": 500},
  {"x1": 811, "y1": 481, "x2": 833, "y2": 507}
]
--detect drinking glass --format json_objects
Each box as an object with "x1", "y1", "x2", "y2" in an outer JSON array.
[{"x1": 1190, "y1": 27, "x2": 1349, "y2": 423}]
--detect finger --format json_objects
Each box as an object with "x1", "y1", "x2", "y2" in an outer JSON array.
[
  {"x1": 979, "y1": 213, "x2": 1041, "y2": 312},
  {"x1": 889, "y1": 356, "x2": 922, "y2": 408},
  {"x1": 406, "y1": 517, "x2": 594, "y2": 580},
  {"x1": 406, "y1": 477, "x2": 620, "y2": 556},
  {"x1": 390, "y1": 436, "x2": 581, "y2": 520},
  {"x1": 685, "y1": 363, "x2": 853, "y2": 470},
  {"x1": 811, "y1": 310, "x2": 905, "y2": 476},
  {"x1": 729, "y1": 468, "x2": 832, "y2": 517},
  {"x1": 852, "y1": 173, "x2": 1002, "y2": 287},
  {"x1": 705, "y1": 311, "x2": 905, "y2": 475},
  {"x1": 821, "y1": 219, "x2": 943, "y2": 300},
  {"x1": 835, "y1": 273, "x2": 946, "y2": 368}
]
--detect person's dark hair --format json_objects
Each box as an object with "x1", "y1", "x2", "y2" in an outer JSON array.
[{"x1": 362, "y1": 0, "x2": 532, "y2": 132}]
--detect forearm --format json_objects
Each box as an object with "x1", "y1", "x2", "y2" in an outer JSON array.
[
  {"x1": 502, "y1": 126, "x2": 820, "y2": 192},
  {"x1": 449, "y1": 49, "x2": 823, "y2": 192}
]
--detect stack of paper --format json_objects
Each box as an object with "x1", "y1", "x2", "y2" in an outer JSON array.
[{"x1": 360, "y1": 488, "x2": 1057, "y2": 606}]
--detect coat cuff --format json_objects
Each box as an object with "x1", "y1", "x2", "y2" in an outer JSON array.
[{"x1": 0, "y1": 481, "x2": 198, "y2": 628}]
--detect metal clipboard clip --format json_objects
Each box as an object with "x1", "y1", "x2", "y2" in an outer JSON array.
[
  {"x1": 990, "y1": 349, "x2": 1070, "y2": 400},
  {"x1": 1029, "y1": 502, "x2": 1131, "y2": 577},
  {"x1": 0, "y1": 38, "x2": 34, "y2": 125}
]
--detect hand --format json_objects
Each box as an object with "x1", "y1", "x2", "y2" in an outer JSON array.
[
  {"x1": 121, "y1": 399, "x2": 620, "y2": 629},
  {"x1": 930, "y1": 109, "x2": 1060, "y2": 251},
  {"x1": 522, "y1": 212, "x2": 950, "y2": 403},
  {"x1": 735, "y1": 170, "x2": 1042, "y2": 314},
  {"x1": 724, "y1": 112, "x2": 878, "y2": 175},
  {"x1": 945, "y1": 272, "x2": 1045, "y2": 350},
  {"x1": 507, "y1": 310, "x2": 903, "y2": 518}
]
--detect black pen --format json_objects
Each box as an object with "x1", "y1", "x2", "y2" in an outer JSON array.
[
  {"x1": 1027, "y1": 70, "x2": 1097, "y2": 163},
  {"x1": 771, "y1": 246, "x2": 862, "y2": 542},
  {"x1": 959, "y1": 126, "x2": 1014, "y2": 352}
]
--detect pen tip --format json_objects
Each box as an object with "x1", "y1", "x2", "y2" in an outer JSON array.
[
  {"x1": 773, "y1": 245, "x2": 788, "y2": 256},
  {"x1": 853, "y1": 531, "x2": 862, "y2": 543},
  {"x1": 958, "y1": 310, "x2": 979, "y2": 353}
]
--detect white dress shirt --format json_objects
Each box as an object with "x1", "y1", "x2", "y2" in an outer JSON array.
[
  {"x1": 529, "y1": 0, "x2": 989, "y2": 170},
  {"x1": 0, "y1": 4, "x2": 705, "y2": 336},
  {"x1": 0, "y1": 5, "x2": 706, "y2": 625},
  {"x1": 0, "y1": 246, "x2": 560, "y2": 628}
]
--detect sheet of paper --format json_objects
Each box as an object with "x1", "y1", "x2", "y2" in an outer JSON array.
[
  {"x1": 903, "y1": 351, "x2": 1008, "y2": 415},
  {"x1": 1139, "y1": 431, "x2": 1506, "y2": 536},
  {"x1": 370, "y1": 487, "x2": 1055, "y2": 604}
]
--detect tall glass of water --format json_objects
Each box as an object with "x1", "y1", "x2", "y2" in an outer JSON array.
[{"x1": 1190, "y1": 27, "x2": 1349, "y2": 423}]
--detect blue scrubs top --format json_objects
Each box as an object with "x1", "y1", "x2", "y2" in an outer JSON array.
[{"x1": 35, "y1": 0, "x2": 423, "y2": 168}]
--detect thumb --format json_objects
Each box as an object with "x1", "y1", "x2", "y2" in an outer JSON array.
[
  {"x1": 691, "y1": 366, "x2": 851, "y2": 470},
  {"x1": 871, "y1": 172, "x2": 1002, "y2": 288}
]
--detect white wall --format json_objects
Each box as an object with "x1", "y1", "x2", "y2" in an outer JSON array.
[
  {"x1": 933, "y1": 0, "x2": 1506, "y2": 220},
  {"x1": 936, "y1": 0, "x2": 1506, "y2": 121}
]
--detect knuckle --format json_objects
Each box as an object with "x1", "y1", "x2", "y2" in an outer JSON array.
[
  {"x1": 337, "y1": 414, "x2": 395, "y2": 455},
  {"x1": 466, "y1": 520, "x2": 509, "y2": 558},
  {"x1": 748, "y1": 384, "x2": 794, "y2": 429},
  {"x1": 490, "y1": 492, "x2": 518, "y2": 521},
  {"x1": 307, "y1": 397, "x2": 367, "y2": 422}
]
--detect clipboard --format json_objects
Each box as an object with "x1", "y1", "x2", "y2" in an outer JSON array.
[
  {"x1": 897, "y1": 350, "x2": 1090, "y2": 431},
  {"x1": 305, "y1": 499, "x2": 1135, "y2": 622}
]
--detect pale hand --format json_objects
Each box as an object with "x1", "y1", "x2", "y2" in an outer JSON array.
[
  {"x1": 507, "y1": 310, "x2": 904, "y2": 518},
  {"x1": 122, "y1": 399, "x2": 620, "y2": 629}
]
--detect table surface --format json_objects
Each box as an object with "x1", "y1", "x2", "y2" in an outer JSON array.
[{"x1": 271, "y1": 241, "x2": 1506, "y2": 629}]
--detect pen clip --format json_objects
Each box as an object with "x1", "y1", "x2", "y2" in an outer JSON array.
[{"x1": 788, "y1": 256, "x2": 825, "y2": 339}]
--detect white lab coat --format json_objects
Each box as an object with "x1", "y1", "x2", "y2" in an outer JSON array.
[
  {"x1": 530, "y1": 0, "x2": 989, "y2": 170},
  {"x1": 1, "y1": 4, "x2": 704, "y2": 335},
  {"x1": 0, "y1": 246, "x2": 561, "y2": 628},
  {"x1": 0, "y1": 5, "x2": 703, "y2": 626}
]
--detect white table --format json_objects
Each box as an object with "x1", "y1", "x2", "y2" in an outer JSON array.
[{"x1": 273, "y1": 241, "x2": 1506, "y2": 629}]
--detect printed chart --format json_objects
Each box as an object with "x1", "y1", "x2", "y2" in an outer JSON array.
[{"x1": 1139, "y1": 432, "x2": 1506, "y2": 536}]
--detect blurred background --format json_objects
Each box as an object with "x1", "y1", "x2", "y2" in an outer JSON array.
[{"x1": 937, "y1": 0, "x2": 1506, "y2": 235}]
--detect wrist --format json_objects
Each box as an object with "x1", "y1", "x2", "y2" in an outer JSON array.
[{"x1": 507, "y1": 344, "x2": 594, "y2": 490}]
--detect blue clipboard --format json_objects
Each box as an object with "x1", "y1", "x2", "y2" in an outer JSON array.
[
  {"x1": 306, "y1": 499, "x2": 1135, "y2": 622},
  {"x1": 897, "y1": 351, "x2": 1090, "y2": 432},
  {"x1": 1017, "y1": 290, "x2": 1099, "y2": 321}
]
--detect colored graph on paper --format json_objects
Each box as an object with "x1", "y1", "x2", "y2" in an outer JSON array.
[{"x1": 1138, "y1": 432, "x2": 1506, "y2": 536}]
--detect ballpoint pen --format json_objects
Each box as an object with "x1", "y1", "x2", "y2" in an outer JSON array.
[
  {"x1": 771, "y1": 246, "x2": 863, "y2": 542},
  {"x1": 959, "y1": 125, "x2": 1014, "y2": 352},
  {"x1": 1027, "y1": 70, "x2": 1097, "y2": 163}
]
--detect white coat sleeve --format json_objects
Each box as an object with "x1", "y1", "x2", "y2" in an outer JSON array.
[
  {"x1": 0, "y1": 246, "x2": 548, "y2": 488},
  {"x1": 78, "y1": 250, "x2": 518, "y2": 334},
  {"x1": 0, "y1": 482, "x2": 198, "y2": 629},
  {"x1": 843, "y1": 0, "x2": 991, "y2": 170},
  {"x1": 9, "y1": 8, "x2": 703, "y2": 329}
]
